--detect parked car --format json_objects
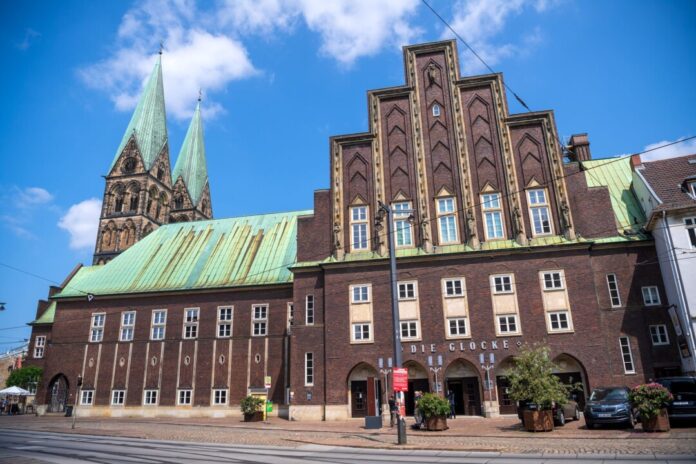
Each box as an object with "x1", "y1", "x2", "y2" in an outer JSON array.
[
  {"x1": 517, "y1": 398, "x2": 580, "y2": 426},
  {"x1": 584, "y1": 386, "x2": 638, "y2": 429},
  {"x1": 655, "y1": 377, "x2": 696, "y2": 422}
]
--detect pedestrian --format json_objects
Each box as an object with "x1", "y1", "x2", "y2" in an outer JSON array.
[
  {"x1": 0, "y1": 398, "x2": 5, "y2": 415},
  {"x1": 447, "y1": 390, "x2": 456, "y2": 419},
  {"x1": 413, "y1": 391, "x2": 423, "y2": 429},
  {"x1": 388, "y1": 395, "x2": 398, "y2": 427}
]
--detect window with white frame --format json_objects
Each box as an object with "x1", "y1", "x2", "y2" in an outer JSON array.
[
  {"x1": 151, "y1": 310, "x2": 166, "y2": 340},
  {"x1": 619, "y1": 336, "x2": 635, "y2": 374},
  {"x1": 287, "y1": 302, "x2": 294, "y2": 328},
  {"x1": 686, "y1": 217, "x2": 696, "y2": 248},
  {"x1": 252, "y1": 305, "x2": 268, "y2": 336},
  {"x1": 120, "y1": 311, "x2": 136, "y2": 342},
  {"x1": 437, "y1": 197, "x2": 458, "y2": 243},
  {"x1": 542, "y1": 271, "x2": 563, "y2": 290},
  {"x1": 350, "y1": 205, "x2": 369, "y2": 251},
  {"x1": 400, "y1": 320, "x2": 419, "y2": 339},
  {"x1": 527, "y1": 189, "x2": 552, "y2": 235},
  {"x1": 606, "y1": 274, "x2": 622, "y2": 307},
  {"x1": 443, "y1": 278, "x2": 464, "y2": 297},
  {"x1": 33, "y1": 336, "x2": 46, "y2": 358},
  {"x1": 217, "y1": 307, "x2": 232, "y2": 338},
  {"x1": 352, "y1": 323, "x2": 371, "y2": 341},
  {"x1": 432, "y1": 104, "x2": 441, "y2": 117},
  {"x1": 393, "y1": 202, "x2": 413, "y2": 247},
  {"x1": 351, "y1": 285, "x2": 369, "y2": 303},
  {"x1": 398, "y1": 282, "x2": 416, "y2": 300},
  {"x1": 448, "y1": 318, "x2": 467, "y2": 337},
  {"x1": 111, "y1": 390, "x2": 125, "y2": 405},
  {"x1": 649, "y1": 325, "x2": 669, "y2": 346},
  {"x1": 688, "y1": 181, "x2": 696, "y2": 198},
  {"x1": 548, "y1": 311, "x2": 571, "y2": 331},
  {"x1": 213, "y1": 389, "x2": 228, "y2": 405},
  {"x1": 642, "y1": 286, "x2": 661, "y2": 306},
  {"x1": 492, "y1": 275, "x2": 513, "y2": 294},
  {"x1": 80, "y1": 390, "x2": 94, "y2": 405},
  {"x1": 178, "y1": 389, "x2": 192, "y2": 405},
  {"x1": 305, "y1": 352, "x2": 314, "y2": 386},
  {"x1": 497, "y1": 315, "x2": 519, "y2": 334},
  {"x1": 305, "y1": 295, "x2": 315, "y2": 325},
  {"x1": 144, "y1": 389, "x2": 159, "y2": 405},
  {"x1": 481, "y1": 193, "x2": 504, "y2": 239},
  {"x1": 183, "y1": 308, "x2": 199, "y2": 339},
  {"x1": 90, "y1": 313, "x2": 105, "y2": 342}
]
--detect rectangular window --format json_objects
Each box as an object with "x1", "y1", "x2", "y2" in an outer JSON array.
[
  {"x1": 287, "y1": 302, "x2": 294, "y2": 329},
  {"x1": 305, "y1": 295, "x2": 315, "y2": 325},
  {"x1": 398, "y1": 282, "x2": 416, "y2": 300},
  {"x1": 685, "y1": 217, "x2": 696, "y2": 248},
  {"x1": 213, "y1": 389, "x2": 228, "y2": 405},
  {"x1": 351, "y1": 285, "x2": 369, "y2": 303},
  {"x1": 492, "y1": 275, "x2": 513, "y2": 294},
  {"x1": 642, "y1": 286, "x2": 661, "y2": 306},
  {"x1": 527, "y1": 189, "x2": 552, "y2": 235},
  {"x1": 606, "y1": 274, "x2": 622, "y2": 307},
  {"x1": 120, "y1": 311, "x2": 136, "y2": 342},
  {"x1": 183, "y1": 308, "x2": 199, "y2": 339},
  {"x1": 400, "y1": 321, "x2": 418, "y2": 339},
  {"x1": 252, "y1": 304, "x2": 268, "y2": 336},
  {"x1": 111, "y1": 390, "x2": 125, "y2": 405},
  {"x1": 90, "y1": 313, "x2": 105, "y2": 342},
  {"x1": 444, "y1": 279, "x2": 464, "y2": 297},
  {"x1": 33, "y1": 336, "x2": 46, "y2": 358},
  {"x1": 619, "y1": 336, "x2": 635, "y2": 374},
  {"x1": 393, "y1": 202, "x2": 413, "y2": 247},
  {"x1": 144, "y1": 389, "x2": 159, "y2": 405},
  {"x1": 80, "y1": 390, "x2": 94, "y2": 405},
  {"x1": 498, "y1": 315, "x2": 519, "y2": 334},
  {"x1": 448, "y1": 318, "x2": 468, "y2": 337},
  {"x1": 351, "y1": 206, "x2": 369, "y2": 251},
  {"x1": 352, "y1": 323, "x2": 371, "y2": 341},
  {"x1": 542, "y1": 272, "x2": 563, "y2": 290},
  {"x1": 305, "y1": 352, "x2": 314, "y2": 386},
  {"x1": 151, "y1": 310, "x2": 166, "y2": 340},
  {"x1": 178, "y1": 389, "x2": 192, "y2": 405},
  {"x1": 217, "y1": 306, "x2": 232, "y2": 338},
  {"x1": 482, "y1": 193, "x2": 504, "y2": 239},
  {"x1": 437, "y1": 197, "x2": 459, "y2": 243},
  {"x1": 650, "y1": 325, "x2": 669, "y2": 346},
  {"x1": 548, "y1": 311, "x2": 570, "y2": 331}
]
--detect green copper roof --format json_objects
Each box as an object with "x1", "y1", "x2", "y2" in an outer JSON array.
[
  {"x1": 54, "y1": 210, "x2": 312, "y2": 298},
  {"x1": 31, "y1": 301, "x2": 55, "y2": 325},
  {"x1": 582, "y1": 156, "x2": 646, "y2": 233},
  {"x1": 172, "y1": 101, "x2": 208, "y2": 205},
  {"x1": 109, "y1": 56, "x2": 168, "y2": 173}
]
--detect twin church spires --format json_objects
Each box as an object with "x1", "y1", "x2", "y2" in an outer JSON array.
[{"x1": 93, "y1": 55, "x2": 213, "y2": 265}]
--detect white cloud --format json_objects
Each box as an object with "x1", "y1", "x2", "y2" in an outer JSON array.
[
  {"x1": 15, "y1": 187, "x2": 53, "y2": 208},
  {"x1": 15, "y1": 28, "x2": 41, "y2": 51},
  {"x1": 641, "y1": 137, "x2": 696, "y2": 162},
  {"x1": 58, "y1": 198, "x2": 102, "y2": 250}
]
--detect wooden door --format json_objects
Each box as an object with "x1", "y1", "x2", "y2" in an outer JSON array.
[
  {"x1": 351, "y1": 381, "x2": 368, "y2": 418},
  {"x1": 462, "y1": 377, "x2": 481, "y2": 416},
  {"x1": 496, "y1": 376, "x2": 517, "y2": 415}
]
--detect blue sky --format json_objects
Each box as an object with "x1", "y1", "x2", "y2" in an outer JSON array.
[{"x1": 1, "y1": 0, "x2": 695, "y2": 347}]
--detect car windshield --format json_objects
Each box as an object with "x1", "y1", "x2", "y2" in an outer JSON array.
[{"x1": 589, "y1": 388, "x2": 627, "y2": 401}]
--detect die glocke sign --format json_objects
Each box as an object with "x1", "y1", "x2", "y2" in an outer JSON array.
[{"x1": 402, "y1": 339, "x2": 523, "y2": 354}]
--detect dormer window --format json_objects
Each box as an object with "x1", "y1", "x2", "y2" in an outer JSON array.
[
  {"x1": 687, "y1": 180, "x2": 696, "y2": 198},
  {"x1": 350, "y1": 205, "x2": 369, "y2": 251},
  {"x1": 432, "y1": 104, "x2": 441, "y2": 117},
  {"x1": 527, "y1": 189, "x2": 553, "y2": 236}
]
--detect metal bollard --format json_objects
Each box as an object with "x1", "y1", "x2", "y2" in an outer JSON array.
[{"x1": 397, "y1": 417, "x2": 407, "y2": 445}]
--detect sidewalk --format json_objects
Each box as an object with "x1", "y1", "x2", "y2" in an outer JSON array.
[{"x1": 1, "y1": 414, "x2": 695, "y2": 456}]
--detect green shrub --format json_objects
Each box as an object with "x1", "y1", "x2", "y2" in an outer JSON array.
[
  {"x1": 417, "y1": 393, "x2": 450, "y2": 418},
  {"x1": 507, "y1": 344, "x2": 571, "y2": 410},
  {"x1": 240, "y1": 395, "x2": 264, "y2": 415},
  {"x1": 6, "y1": 366, "x2": 42, "y2": 390},
  {"x1": 629, "y1": 383, "x2": 672, "y2": 419}
]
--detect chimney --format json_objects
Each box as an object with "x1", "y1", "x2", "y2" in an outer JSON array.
[
  {"x1": 567, "y1": 133, "x2": 591, "y2": 162},
  {"x1": 630, "y1": 154, "x2": 642, "y2": 169}
]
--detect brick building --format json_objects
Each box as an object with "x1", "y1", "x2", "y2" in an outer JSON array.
[{"x1": 27, "y1": 40, "x2": 682, "y2": 419}]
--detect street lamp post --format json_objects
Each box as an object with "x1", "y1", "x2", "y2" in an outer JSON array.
[
  {"x1": 428, "y1": 355, "x2": 443, "y2": 395},
  {"x1": 479, "y1": 352, "x2": 496, "y2": 416},
  {"x1": 378, "y1": 357, "x2": 392, "y2": 425}
]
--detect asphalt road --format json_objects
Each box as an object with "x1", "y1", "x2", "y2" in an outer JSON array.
[{"x1": 1, "y1": 428, "x2": 695, "y2": 464}]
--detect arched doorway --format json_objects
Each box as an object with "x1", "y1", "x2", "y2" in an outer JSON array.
[
  {"x1": 494, "y1": 356, "x2": 518, "y2": 415},
  {"x1": 347, "y1": 363, "x2": 380, "y2": 418},
  {"x1": 47, "y1": 374, "x2": 69, "y2": 413},
  {"x1": 404, "y1": 360, "x2": 429, "y2": 416},
  {"x1": 552, "y1": 354, "x2": 588, "y2": 409},
  {"x1": 444, "y1": 359, "x2": 482, "y2": 416}
]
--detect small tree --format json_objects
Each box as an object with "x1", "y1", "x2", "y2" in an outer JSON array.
[
  {"x1": 417, "y1": 393, "x2": 450, "y2": 419},
  {"x1": 6, "y1": 366, "x2": 43, "y2": 391},
  {"x1": 507, "y1": 344, "x2": 569, "y2": 410}
]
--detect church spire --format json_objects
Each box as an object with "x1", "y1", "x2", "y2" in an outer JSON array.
[
  {"x1": 172, "y1": 99, "x2": 209, "y2": 207},
  {"x1": 109, "y1": 55, "x2": 168, "y2": 173}
]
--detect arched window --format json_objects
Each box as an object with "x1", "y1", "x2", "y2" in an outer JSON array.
[
  {"x1": 112, "y1": 185, "x2": 125, "y2": 214},
  {"x1": 148, "y1": 187, "x2": 158, "y2": 217},
  {"x1": 128, "y1": 184, "x2": 140, "y2": 212},
  {"x1": 156, "y1": 164, "x2": 165, "y2": 181},
  {"x1": 157, "y1": 192, "x2": 168, "y2": 221},
  {"x1": 174, "y1": 194, "x2": 183, "y2": 210}
]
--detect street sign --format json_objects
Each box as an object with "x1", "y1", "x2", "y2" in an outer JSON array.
[
  {"x1": 392, "y1": 367, "x2": 408, "y2": 392},
  {"x1": 264, "y1": 376, "x2": 272, "y2": 389}
]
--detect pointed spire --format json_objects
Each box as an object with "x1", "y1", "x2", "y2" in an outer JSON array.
[
  {"x1": 109, "y1": 55, "x2": 168, "y2": 173},
  {"x1": 172, "y1": 99, "x2": 209, "y2": 206}
]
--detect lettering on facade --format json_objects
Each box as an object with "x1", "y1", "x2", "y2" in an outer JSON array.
[{"x1": 404, "y1": 339, "x2": 522, "y2": 355}]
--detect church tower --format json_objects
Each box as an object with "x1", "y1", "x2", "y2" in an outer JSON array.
[
  {"x1": 170, "y1": 99, "x2": 213, "y2": 222},
  {"x1": 93, "y1": 55, "x2": 173, "y2": 264}
]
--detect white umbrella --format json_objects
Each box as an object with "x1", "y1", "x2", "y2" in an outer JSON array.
[{"x1": 0, "y1": 386, "x2": 31, "y2": 396}]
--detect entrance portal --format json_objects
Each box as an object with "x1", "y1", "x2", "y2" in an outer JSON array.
[
  {"x1": 347, "y1": 363, "x2": 381, "y2": 418},
  {"x1": 552, "y1": 354, "x2": 588, "y2": 409},
  {"x1": 48, "y1": 374, "x2": 69, "y2": 413},
  {"x1": 495, "y1": 357, "x2": 518, "y2": 415},
  {"x1": 445, "y1": 359, "x2": 481, "y2": 416},
  {"x1": 404, "y1": 361, "x2": 429, "y2": 416}
]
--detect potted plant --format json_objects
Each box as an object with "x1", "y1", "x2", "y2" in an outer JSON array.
[
  {"x1": 629, "y1": 383, "x2": 672, "y2": 432},
  {"x1": 417, "y1": 393, "x2": 450, "y2": 431},
  {"x1": 240, "y1": 395, "x2": 265, "y2": 422},
  {"x1": 507, "y1": 345, "x2": 571, "y2": 432}
]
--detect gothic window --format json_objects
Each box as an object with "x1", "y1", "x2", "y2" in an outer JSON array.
[
  {"x1": 148, "y1": 187, "x2": 158, "y2": 217},
  {"x1": 142, "y1": 224, "x2": 153, "y2": 237},
  {"x1": 156, "y1": 164, "x2": 164, "y2": 181},
  {"x1": 128, "y1": 184, "x2": 140, "y2": 212},
  {"x1": 158, "y1": 193, "x2": 168, "y2": 221},
  {"x1": 122, "y1": 157, "x2": 136, "y2": 174},
  {"x1": 174, "y1": 194, "x2": 183, "y2": 210},
  {"x1": 102, "y1": 222, "x2": 116, "y2": 251},
  {"x1": 112, "y1": 185, "x2": 125, "y2": 214},
  {"x1": 201, "y1": 200, "x2": 208, "y2": 215}
]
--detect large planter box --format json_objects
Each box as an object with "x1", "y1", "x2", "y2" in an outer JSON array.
[
  {"x1": 424, "y1": 415, "x2": 449, "y2": 431},
  {"x1": 243, "y1": 411, "x2": 264, "y2": 422},
  {"x1": 641, "y1": 408, "x2": 670, "y2": 432},
  {"x1": 523, "y1": 409, "x2": 554, "y2": 432}
]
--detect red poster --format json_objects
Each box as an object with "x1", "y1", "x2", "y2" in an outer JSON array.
[{"x1": 392, "y1": 367, "x2": 408, "y2": 392}]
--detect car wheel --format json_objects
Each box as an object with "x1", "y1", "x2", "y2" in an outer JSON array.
[
  {"x1": 585, "y1": 420, "x2": 594, "y2": 429},
  {"x1": 573, "y1": 407, "x2": 580, "y2": 421},
  {"x1": 627, "y1": 412, "x2": 636, "y2": 429}
]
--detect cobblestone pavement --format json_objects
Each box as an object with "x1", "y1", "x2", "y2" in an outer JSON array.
[{"x1": 1, "y1": 414, "x2": 695, "y2": 456}]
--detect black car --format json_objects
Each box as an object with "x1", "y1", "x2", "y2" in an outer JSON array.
[
  {"x1": 655, "y1": 377, "x2": 696, "y2": 422},
  {"x1": 584, "y1": 386, "x2": 638, "y2": 429}
]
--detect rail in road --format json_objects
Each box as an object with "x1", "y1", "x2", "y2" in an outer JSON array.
[{"x1": 0, "y1": 428, "x2": 695, "y2": 464}]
